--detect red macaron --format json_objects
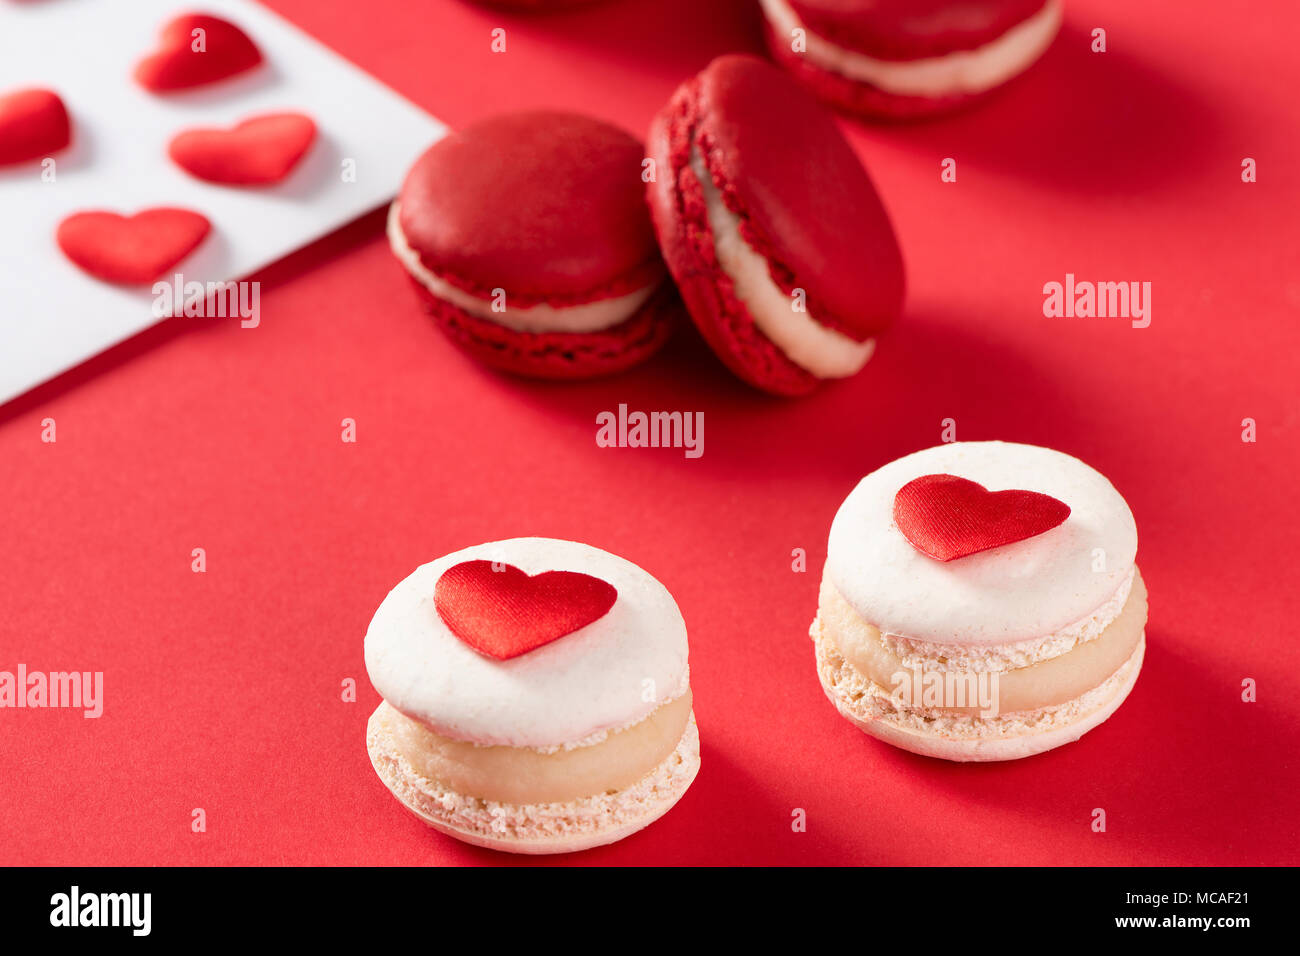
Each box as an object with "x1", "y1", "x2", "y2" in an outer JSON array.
[
  {"x1": 390, "y1": 111, "x2": 675, "y2": 379},
  {"x1": 759, "y1": 0, "x2": 1062, "y2": 119},
  {"x1": 646, "y1": 54, "x2": 904, "y2": 396}
]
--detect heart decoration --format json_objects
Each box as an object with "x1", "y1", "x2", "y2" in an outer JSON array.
[
  {"x1": 893, "y1": 474, "x2": 1071, "y2": 562},
  {"x1": 434, "y1": 560, "x2": 618, "y2": 661},
  {"x1": 169, "y1": 112, "x2": 317, "y2": 185},
  {"x1": 134, "y1": 13, "x2": 263, "y2": 93},
  {"x1": 57, "y1": 209, "x2": 212, "y2": 285},
  {"x1": 0, "y1": 88, "x2": 71, "y2": 166}
]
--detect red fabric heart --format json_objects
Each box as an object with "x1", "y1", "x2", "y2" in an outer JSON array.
[
  {"x1": 56, "y1": 209, "x2": 212, "y2": 285},
  {"x1": 134, "y1": 13, "x2": 263, "y2": 93},
  {"x1": 893, "y1": 474, "x2": 1071, "y2": 562},
  {"x1": 169, "y1": 112, "x2": 317, "y2": 185},
  {"x1": 0, "y1": 88, "x2": 71, "y2": 166},
  {"x1": 434, "y1": 560, "x2": 617, "y2": 660}
]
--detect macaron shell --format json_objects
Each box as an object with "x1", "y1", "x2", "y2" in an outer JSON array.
[
  {"x1": 762, "y1": 18, "x2": 988, "y2": 119},
  {"x1": 646, "y1": 76, "x2": 820, "y2": 397},
  {"x1": 812, "y1": 618, "x2": 1145, "y2": 761},
  {"x1": 826, "y1": 442, "x2": 1138, "y2": 646},
  {"x1": 367, "y1": 705, "x2": 701, "y2": 853},
  {"x1": 467, "y1": 0, "x2": 606, "y2": 9},
  {"x1": 691, "y1": 56, "x2": 904, "y2": 342},
  {"x1": 407, "y1": 274, "x2": 676, "y2": 380},
  {"x1": 363, "y1": 538, "x2": 690, "y2": 750},
  {"x1": 396, "y1": 111, "x2": 663, "y2": 307},
  {"x1": 788, "y1": 0, "x2": 1051, "y2": 60}
]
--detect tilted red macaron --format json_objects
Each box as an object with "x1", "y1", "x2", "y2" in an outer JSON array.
[
  {"x1": 646, "y1": 54, "x2": 904, "y2": 396},
  {"x1": 759, "y1": 0, "x2": 1063, "y2": 119},
  {"x1": 389, "y1": 111, "x2": 675, "y2": 380}
]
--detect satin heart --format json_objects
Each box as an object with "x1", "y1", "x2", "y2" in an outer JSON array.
[
  {"x1": 434, "y1": 560, "x2": 617, "y2": 660},
  {"x1": 0, "y1": 88, "x2": 71, "y2": 166},
  {"x1": 134, "y1": 13, "x2": 263, "y2": 92},
  {"x1": 169, "y1": 112, "x2": 317, "y2": 185},
  {"x1": 893, "y1": 474, "x2": 1071, "y2": 562},
  {"x1": 57, "y1": 209, "x2": 212, "y2": 285}
]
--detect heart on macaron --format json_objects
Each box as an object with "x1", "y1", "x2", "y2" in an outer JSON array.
[
  {"x1": 434, "y1": 560, "x2": 618, "y2": 660},
  {"x1": 169, "y1": 112, "x2": 317, "y2": 185},
  {"x1": 0, "y1": 88, "x2": 71, "y2": 166},
  {"x1": 134, "y1": 13, "x2": 263, "y2": 93},
  {"x1": 56, "y1": 208, "x2": 212, "y2": 285},
  {"x1": 893, "y1": 474, "x2": 1071, "y2": 562}
]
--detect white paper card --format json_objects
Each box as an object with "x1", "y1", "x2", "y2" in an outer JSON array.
[{"x1": 0, "y1": 0, "x2": 446, "y2": 404}]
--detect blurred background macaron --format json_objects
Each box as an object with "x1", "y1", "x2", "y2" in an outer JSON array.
[
  {"x1": 464, "y1": 0, "x2": 607, "y2": 9},
  {"x1": 646, "y1": 54, "x2": 904, "y2": 397},
  {"x1": 759, "y1": 0, "x2": 1063, "y2": 119},
  {"x1": 390, "y1": 111, "x2": 676, "y2": 379}
]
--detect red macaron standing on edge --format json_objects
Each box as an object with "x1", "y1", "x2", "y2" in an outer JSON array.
[
  {"x1": 646, "y1": 54, "x2": 904, "y2": 396},
  {"x1": 759, "y1": 0, "x2": 1063, "y2": 119},
  {"x1": 389, "y1": 111, "x2": 676, "y2": 379}
]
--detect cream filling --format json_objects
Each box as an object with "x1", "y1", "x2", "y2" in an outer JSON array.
[
  {"x1": 387, "y1": 202, "x2": 661, "y2": 334},
  {"x1": 880, "y1": 567, "x2": 1137, "y2": 673},
  {"x1": 814, "y1": 617, "x2": 1144, "y2": 741},
  {"x1": 820, "y1": 570, "x2": 1147, "y2": 715},
  {"x1": 373, "y1": 689, "x2": 693, "y2": 805},
  {"x1": 689, "y1": 148, "x2": 874, "y2": 378},
  {"x1": 760, "y1": 0, "x2": 1063, "y2": 97},
  {"x1": 369, "y1": 710, "x2": 700, "y2": 847}
]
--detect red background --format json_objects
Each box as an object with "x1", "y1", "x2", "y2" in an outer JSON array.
[{"x1": 2, "y1": 0, "x2": 1297, "y2": 866}]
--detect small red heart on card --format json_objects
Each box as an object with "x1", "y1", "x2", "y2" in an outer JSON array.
[
  {"x1": 0, "y1": 88, "x2": 71, "y2": 166},
  {"x1": 134, "y1": 13, "x2": 263, "y2": 92},
  {"x1": 169, "y1": 112, "x2": 317, "y2": 185},
  {"x1": 893, "y1": 474, "x2": 1071, "y2": 562},
  {"x1": 434, "y1": 560, "x2": 617, "y2": 660},
  {"x1": 57, "y1": 209, "x2": 211, "y2": 285}
]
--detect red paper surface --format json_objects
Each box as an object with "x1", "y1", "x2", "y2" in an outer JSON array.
[{"x1": 1, "y1": 0, "x2": 1297, "y2": 866}]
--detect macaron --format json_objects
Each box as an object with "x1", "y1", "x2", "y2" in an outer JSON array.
[
  {"x1": 646, "y1": 54, "x2": 904, "y2": 396},
  {"x1": 389, "y1": 111, "x2": 675, "y2": 379},
  {"x1": 467, "y1": 0, "x2": 605, "y2": 8},
  {"x1": 812, "y1": 441, "x2": 1146, "y2": 761},
  {"x1": 759, "y1": 0, "x2": 1063, "y2": 119},
  {"x1": 364, "y1": 537, "x2": 699, "y2": 853}
]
